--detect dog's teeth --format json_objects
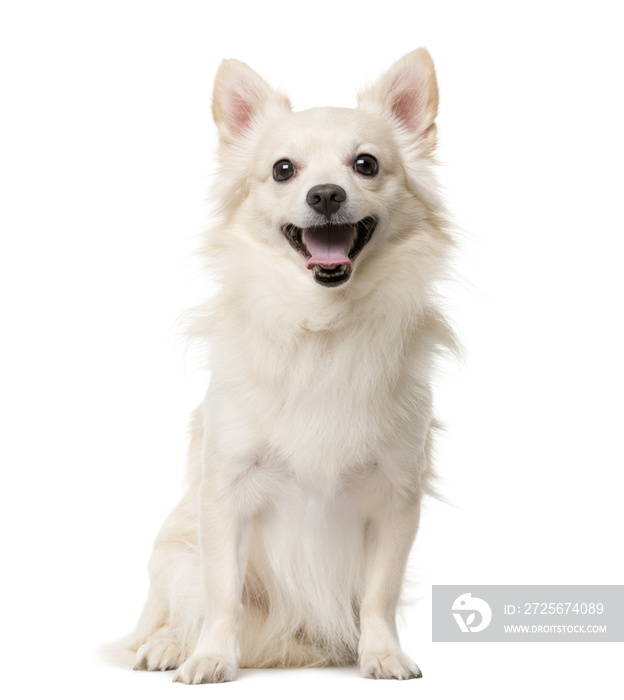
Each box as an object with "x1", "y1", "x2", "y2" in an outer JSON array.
[
  {"x1": 301, "y1": 230, "x2": 306, "y2": 246},
  {"x1": 313, "y1": 264, "x2": 349, "y2": 279}
]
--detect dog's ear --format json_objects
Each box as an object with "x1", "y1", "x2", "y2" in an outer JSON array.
[
  {"x1": 212, "y1": 59, "x2": 292, "y2": 144},
  {"x1": 358, "y1": 48, "x2": 439, "y2": 151}
]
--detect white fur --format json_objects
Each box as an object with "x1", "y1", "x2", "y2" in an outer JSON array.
[{"x1": 126, "y1": 49, "x2": 455, "y2": 683}]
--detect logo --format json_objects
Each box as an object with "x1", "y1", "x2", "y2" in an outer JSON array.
[{"x1": 452, "y1": 592, "x2": 492, "y2": 633}]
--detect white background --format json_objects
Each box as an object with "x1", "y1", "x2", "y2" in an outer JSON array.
[{"x1": 1, "y1": 1, "x2": 623, "y2": 698}]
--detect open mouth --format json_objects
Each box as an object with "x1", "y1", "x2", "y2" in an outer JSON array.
[{"x1": 281, "y1": 217, "x2": 377, "y2": 287}]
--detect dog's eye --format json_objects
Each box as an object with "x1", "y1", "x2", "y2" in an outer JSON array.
[
  {"x1": 273, "y1": 160, "x2": 296, "y2": 182},
  {"x1": 354, "y1": 154, "x2": 378, "y2": 177}
]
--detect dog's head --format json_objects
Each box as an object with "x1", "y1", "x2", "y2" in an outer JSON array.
[{"x1": 210, "y1": 50, "x2": 444, "y2": 293}]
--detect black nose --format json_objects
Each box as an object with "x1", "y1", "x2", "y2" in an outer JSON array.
[{"x1": 306, "y1": 184, "x2": 346, "y2": 217}]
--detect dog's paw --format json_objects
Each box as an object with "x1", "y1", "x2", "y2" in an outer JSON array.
[
  {"x1": 133, "y1": 638, "x2": 184, "y2": 672},
  {"x1": 359, "y1": 649, "x2": 422, "y2": 680},
  {"x1": 172, "y1": 654, "x2": 237, "y2": 684}
]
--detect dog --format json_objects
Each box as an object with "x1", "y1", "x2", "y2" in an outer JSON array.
[{"x1": 126, "y1": 48, "x2": 454, "y2": 683}]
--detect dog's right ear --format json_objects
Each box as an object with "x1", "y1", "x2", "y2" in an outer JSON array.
[
  {"x1": 212, "y1": 60, "x2": 292, "y2": 145},
  {"x1": 358, "y1": 48, "x2": 439, "y2": 152}
]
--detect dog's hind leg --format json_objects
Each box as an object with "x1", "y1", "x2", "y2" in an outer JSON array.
[
  {"x1": 131, "y1": 493, "x2": 203, "y2": 672},
  {"x1": 133, "y1": 617, "x2": 185, "y2": 672}
]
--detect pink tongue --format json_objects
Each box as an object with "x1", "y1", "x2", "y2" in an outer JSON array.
[{"x1": 304, "y1": 224, "x2": 354, "y2": 270}]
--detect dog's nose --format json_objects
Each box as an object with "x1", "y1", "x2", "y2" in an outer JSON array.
[{"x1": 306, "y1": 184, "x2": 346, "y2": 217}]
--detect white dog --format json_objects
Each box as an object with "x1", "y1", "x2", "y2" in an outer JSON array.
[{"x1": 127, "y1": 48, "x2": 454, "y2": 683}]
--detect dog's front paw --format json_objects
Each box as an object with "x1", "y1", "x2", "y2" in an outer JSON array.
[
  {"x1": 359, "y1": 649, "x2": 422, "y2": 680},
  {"x1": 172, "y1": 654, "x2": 237, "y2": 684}
]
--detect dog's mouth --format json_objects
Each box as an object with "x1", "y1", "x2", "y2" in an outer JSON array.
[{"x1": 281, "y1": 217, "x2": 377, "y2": 287}]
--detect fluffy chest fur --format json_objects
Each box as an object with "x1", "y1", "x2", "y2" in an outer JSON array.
[{"x1": 202, "y1": 279, "x2": 440, "y2": 488}]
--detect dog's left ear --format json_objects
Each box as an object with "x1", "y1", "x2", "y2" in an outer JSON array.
[
  {"x1": 358, "y1": 48, "x2": 439, "y2": 152},
  {"x1": 212, "y1": 59, "x2": 292, "y2": 145}
]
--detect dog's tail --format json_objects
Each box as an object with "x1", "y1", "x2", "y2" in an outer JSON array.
[
  {"x1": 99, "y1": 589, "x2": 166, "y2": 668},
  {"x1": 100, "y1": 633, "x2": 140, "y2": 669}
]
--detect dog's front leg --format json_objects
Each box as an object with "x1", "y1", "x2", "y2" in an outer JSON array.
[
  {"x1": 173, "y1": 478, "x2": 251, "y2": 684},
  {"x1": 358, "y1": 487, "x2": 423, "y2": 680}
]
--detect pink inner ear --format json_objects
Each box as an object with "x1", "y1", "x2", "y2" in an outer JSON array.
[
  {"x1": 229, "y1": 91, "x2": 255, "y2": 134},
  {"x1": 390, "y1": 69, "x2": 423, "y2": 132}
]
